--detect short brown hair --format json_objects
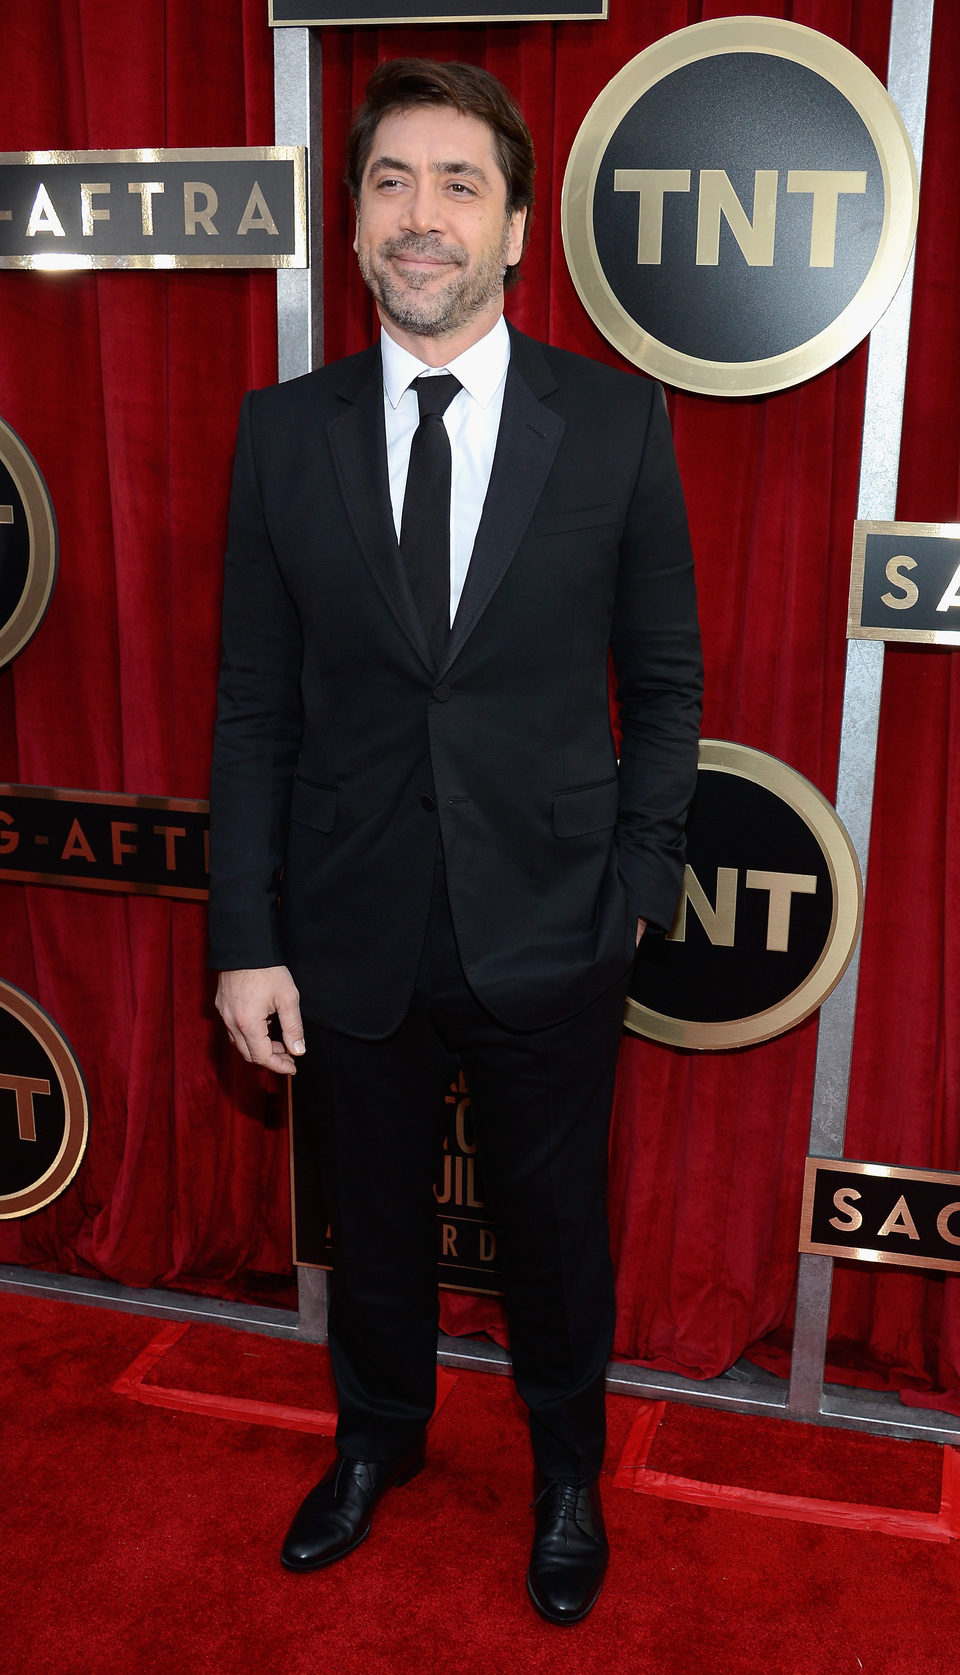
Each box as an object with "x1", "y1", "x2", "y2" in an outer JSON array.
[{"x1": 345, "y1": 58, "x2": 535, "y2": 288}]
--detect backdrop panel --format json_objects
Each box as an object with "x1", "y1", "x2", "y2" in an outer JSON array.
[
  {"x1": 3, "y1": 1, "x2": 958, "y2": 1409},
  {"x1": 0, "y1": 0, "x2": 291, "y2": 1301}
]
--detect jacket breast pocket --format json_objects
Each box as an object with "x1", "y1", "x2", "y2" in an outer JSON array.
[
  {"x1": 289, "y1": 778, "x2": 338, "y2": 833},
  {"x1": 534, "y1": 503, "x2": 620, "y2": 537},
  {"x1": 552, "y1": 778, "x2": 619, "y2": 838}
]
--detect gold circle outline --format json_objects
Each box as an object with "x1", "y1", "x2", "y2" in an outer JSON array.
[
  {"x1": 623, "y1": 739, "x2": 864, "y2": 1050},
  {"x1": 0, "y1": 979, "x2": 88, "y2": 1217},
  {"x1": 0, "y1": 416, "x2": 58, "y2": 668},
  {"x1": 561, "y1": 17, "x2": 919, "y2": 397}
]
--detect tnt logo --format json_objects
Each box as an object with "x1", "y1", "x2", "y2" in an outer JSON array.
[
  {"x1": 0, "y1": 981, "x2": 87, "y2": 1218},
  {"x1": 562, "y1": 17, "x2": 918, "y2": 396},
  {"x1": 626, "y1": 742, "x2": 863, "y2": 1050},
  {"x1": 0, "y1": 416, "x2": 58, "y2": 668}
]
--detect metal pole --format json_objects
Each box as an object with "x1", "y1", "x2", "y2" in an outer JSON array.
[
  {"x1": 788, "y1": 0, "x2": 935, "y2": 1419},
  {"x1": 274, "y1": 22, "x2": 329, "y2": 1342}
]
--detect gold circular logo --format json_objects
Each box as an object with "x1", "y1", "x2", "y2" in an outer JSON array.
[
  {"x1": 562, "y1": 18, "x2": 919, "y2": 396},
  {"x1": 625, "y1": 741, "x2": 863, "y2": 1050},
  {"x1": 0, "y1": 981, "x2": 88, "y2": 1218},
  {"x1": 0, "y1": 415, "x2": 58, "y2": 668}
]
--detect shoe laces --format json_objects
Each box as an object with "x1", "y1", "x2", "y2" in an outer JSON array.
[{"x1": 531, "y1": 1480, "x2": 584, "y2": 1515}]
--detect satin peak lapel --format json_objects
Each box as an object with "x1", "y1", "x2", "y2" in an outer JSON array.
[
  {"x1": 327, "y1": 351, "x2": 435, "y2": 672},
  {"x1": 444, "y1": 344, "x2": 564, "y2": 672}
]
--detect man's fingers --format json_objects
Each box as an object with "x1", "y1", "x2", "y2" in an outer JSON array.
[
  {"x1": 276, "y1": 997, "x2": 306, "y2": 1059},
  {"x1": 215, "y1": 967, "x2": 303, "y2": 1077},
  {"x1": 236, "y1": 1016, "x2": 276, "y2": 1068}
]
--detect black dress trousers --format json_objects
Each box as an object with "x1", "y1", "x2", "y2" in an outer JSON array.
[{"x1": 293, "y1": 847, "x2": 631, "y2": 1484}]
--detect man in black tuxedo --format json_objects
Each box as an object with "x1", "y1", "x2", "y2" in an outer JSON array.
[{"x1": 210, "y1": 58, "x2": 701, "y2": 1624}]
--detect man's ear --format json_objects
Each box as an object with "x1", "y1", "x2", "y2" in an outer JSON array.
[
  {"x1": 352, "y1": 203, "x2": 360, "y2": 256},
  {"x1": 505, "y1": 206, "x2": 526, "y2": 269}
]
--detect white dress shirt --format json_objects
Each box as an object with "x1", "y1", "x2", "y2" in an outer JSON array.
[{"x1": 380, "y1": 315, "x2": 511, "y2": 625}]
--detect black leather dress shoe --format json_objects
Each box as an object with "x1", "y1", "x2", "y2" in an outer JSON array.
[
  {"x1": 280, "y1": 1440, "x2": 426, "y2": 1572},
  {"x1": 526, "y1": 1476, "x2": 609, "y2": 1624}
]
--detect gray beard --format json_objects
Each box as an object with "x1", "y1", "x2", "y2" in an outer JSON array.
[{"x1": 358, "y1": 228, "x2": 510, "y2": 339}]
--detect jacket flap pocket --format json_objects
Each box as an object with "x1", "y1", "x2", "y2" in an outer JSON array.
[
  {"x1": 290, "y1": 779, "x2": 338, "y2": 833},
  {"x1": 535, "y1": 503, "x2": 619, "y2": 536},
  {"x1": 553, "y1": 778, "x2": 619, "y2": 838}
]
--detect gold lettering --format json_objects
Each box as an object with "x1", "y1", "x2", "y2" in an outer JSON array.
[
  {"x1": 128, "y1": 181, "x2": 165, "y2": 237},
  {"x1": 613, "y1": 169, "x2": 691, "y2": 265},
  {"x1": 61, "y1": 818, "x2": 95, "y2": 863},
  {"x1": 881, "y1": 554, "x2": 920, "y2": 610},
  {"x1": 434, "y1": 1154, "x2": 452, "y2": 1205},
  {"x1": 744, "y1": 870, "x2": 817, "y2": 952},
  {"x1": 667, "y1": 864, "x2": 737, "y2": 946},
  {"x1": 25, "y1": 183, "x2": 66, "y2": 239},
  {"x1": 455, "y1": 1092, "x2": 475, "y2": 1155},
  {"x1": 0, "y1": 809, "x2": 19, "y2": 854},
  {"x1": 80, "y1": 182, "x2": 111, "y2": 237},
  {"x1": 465, "y1": 1158, "x2": 484, "y2": 1210},
  {"x1": 110, "y1": 821, "x2": 138, "y2": 865},
  {"x1": 786, "y1": 170, "x2": 867, "y2": 267},
  {"x1": 829, "y1": 1187, "x2": 862, "y2": 1232},
  {"x1": 153, "y1": 824, "x2": 186, "y2": 871},
  {"x1": 479, "y1": 1228, "x2": 496, "y2": 1262},
  {"x1": 237, "y1": 181, "x2": 278, "y2": 236},
  {"x1": 696, "y1": 170, "x2": 778, "y2": 267},
  {"x1": 937, "y1": 1203, "x2": 960, "y2": 1247},
  {"x1": 0, "y1": 505, "x2": 13, "y2": 523},
  {"x1": 877, "y1": 1194, "x2": 920, "y2": 1240},
  {"x1": 183, "y1": 182, "x2": 218, "y2": 236},
  {"x1": 936, "y1": 559, "x2": 960, "y2": 613},
  {"x1": 0, "y1": 1073, "x2": 51, "y2": 1141},
  {"x1": 441, "y1": 1224, "x2": 458, "y2": 1257}
]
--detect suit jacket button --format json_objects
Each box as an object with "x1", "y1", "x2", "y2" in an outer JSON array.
[
  {"x1": 421, "y1": 795, "x2": 437, "y2": 812},
  {"x1": 433, "y1": 684, "x2": 452, "y2": 702}
]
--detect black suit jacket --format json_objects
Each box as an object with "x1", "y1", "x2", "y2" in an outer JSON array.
[{"x1": 209, "y1": 326, "x2": 702, "y2": 1036}]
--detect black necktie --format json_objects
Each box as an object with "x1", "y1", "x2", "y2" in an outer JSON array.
[{"x1": 400, "y1": 373, "x2": 461, "y2": 669}]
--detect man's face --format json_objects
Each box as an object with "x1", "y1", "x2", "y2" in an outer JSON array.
[{"x1": 353, "y1": 104, "x2": 526, "y2": 352}]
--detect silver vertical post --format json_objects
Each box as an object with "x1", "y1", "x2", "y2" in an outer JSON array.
[
  {"x1": 787, "y1": 0, "x2": 934, "y2": 1418},
  {"x1": 274, "y1": 24, "x2": 324, "y2": 379},
  {"x1": 274, "y1": 22, "x2": 329, "y2": 1342}
]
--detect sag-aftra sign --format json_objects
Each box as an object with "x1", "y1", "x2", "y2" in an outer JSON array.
[{"x1": 562, "y1": 18, "x2": 918, "y2": 396}]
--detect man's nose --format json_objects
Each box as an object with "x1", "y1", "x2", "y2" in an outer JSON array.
[{"x1": 401, "y1": 181, "x2": 444, "y2": 235}]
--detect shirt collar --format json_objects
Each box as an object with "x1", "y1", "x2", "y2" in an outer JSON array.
[{"x1": 380, "y1": 314, "x2": 511, "y2": 410}]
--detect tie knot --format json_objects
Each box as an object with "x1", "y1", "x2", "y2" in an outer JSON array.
[{"x1": 414, "y1": 373, "x2": 461, "y2": 421}]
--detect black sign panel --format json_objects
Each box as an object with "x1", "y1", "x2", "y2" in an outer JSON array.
[
  {"x1": 271, "y1": 0, "x2": 604, "y2": 20},
  {"x1": 0, "y1": 418, "x2": 57, "y2": 669},
  {"x1": 562, "y1": 18, "x2": 918, "y2": 396},
  {"x1": 0, "y1": 786, "x2": 209, "y2": 900},
  {"x1": 800, "y1": 1158, "x2": 960, "y2": 1275},
  {"x1": 0, "y1": 150, "x2": 306, "y2": 270},
  {"x1": 625, "y1": 742, "x2": 862, "y2": 1051},
  {"x1": 849, "y1": 522, "x2": 960, "y2": 646},
  {"x1": 0, "y1": 982, "x2": 88, "y2": 1219},
  {"x1": 292, "y1": 1070, "x2": 503, "y2": 1296}
]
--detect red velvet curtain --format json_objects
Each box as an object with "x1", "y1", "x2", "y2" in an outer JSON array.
[
  {"x1": 0, "y1": 0, "x2": 292, "y2": 1300},
  {"x1": 2, "y1": 1, "x2": 958, "y2": 1405}
]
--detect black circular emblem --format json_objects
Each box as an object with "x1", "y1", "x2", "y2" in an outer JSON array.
[
  {"x1": 626, "y1": 741, "x2": 863, "y2": 1049},
  {"x1": 0, "y1": 416, "x2": 58, "y2": 668},
  {"x1": 0, "y1": 981, "x2": 88, "y2": 1218},
  {"x1": 562, "y1": 18, "x2": 918, "y2": 396}
]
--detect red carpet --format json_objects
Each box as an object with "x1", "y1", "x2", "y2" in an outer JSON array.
[{"x1": 3, "y1": 1290, "x2": 960, "y2": 1674}]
